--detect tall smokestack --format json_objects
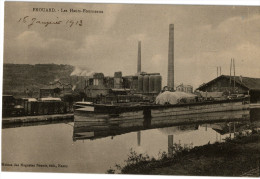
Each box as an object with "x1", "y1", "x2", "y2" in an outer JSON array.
[
  {"x1": 137, "y1": 41, "x2": 141, "y2": 73},
  {"x1": 167, "y1": 24, "x2": 174, "y2": 89}
]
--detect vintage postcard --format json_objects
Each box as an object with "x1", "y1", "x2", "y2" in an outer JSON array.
[{"x1": 2, "y1": 1, "x2": 260, "y2": 176}]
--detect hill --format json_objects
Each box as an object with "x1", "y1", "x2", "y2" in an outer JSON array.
[{"x1": 3, "y1": 63, "x2": 74, "y2": 98}]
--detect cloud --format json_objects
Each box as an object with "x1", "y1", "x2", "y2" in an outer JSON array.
[
  {"x1": 70, "y1": 66, "x2": 95, "y2": 76},
  {"x1": 127, "y1": 33, "x2": 147, "y2": 42},
  {"x1": 102, "y1": 5, "x2": 123, "y2": 32},
  {"x1": 176, "y1": 42, "x2": 260, "y2": 89},
  {"x1": 5, "y1": 30, "x2": 76, "y2": 64},
  {"x1": 16, "y1": 31, "x2": 45, "y2": 48}
]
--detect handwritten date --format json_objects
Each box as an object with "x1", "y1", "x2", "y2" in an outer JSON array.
[{"x1": 18, "y1": 16, "x2": 83, "y2": 28}]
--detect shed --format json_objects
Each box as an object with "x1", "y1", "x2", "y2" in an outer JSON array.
[{"x1": 196, "y1": 75, "x2": 260, "y2": 94}]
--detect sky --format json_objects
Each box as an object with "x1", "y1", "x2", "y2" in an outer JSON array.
[{"x1": 4, "y1": 2, "x2": 260, "y2": 88}]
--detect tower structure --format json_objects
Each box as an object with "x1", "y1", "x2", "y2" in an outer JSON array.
[
  {"x1": 137, "y1": 41, "x2": 141, "y2": 74},
  {"x1": 167, "y1": 24, "x2": 174, "y2": 89}
]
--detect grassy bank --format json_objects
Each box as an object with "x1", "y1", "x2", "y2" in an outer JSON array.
[{"x1": 108, "y1": 132, "x2": 260, "y2": 176}]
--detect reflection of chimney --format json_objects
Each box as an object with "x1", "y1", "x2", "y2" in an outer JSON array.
[
  {"x1": 168, "y1": 24, "x2": 174, "y2": 89},
  {"x1": 168, "y1": 135, "x2": 173, "y2": 157},
  {"x1": 137, "y1": 41, "x2": 141, "y2": 73},
  {"x1": 137, "y1": 131, "x2": 141, "y2": 146}
]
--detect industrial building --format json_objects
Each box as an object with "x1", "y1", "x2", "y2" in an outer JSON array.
[
  {"x1": 65, "y1": 24, "x2": 182, "y2": 103},
  {"x1": 196, "y1": 75, "x2": 260, "y2": 95},
  {"x1": 39, "y1": 81, "x2": 73, "y2": 98},
  {"x1": 176, "y1": 84, "x2": 193, "y2": 93},
  {"x1": 42, "y1": 23, "x2": 177, "y2": 104},
  {"x1": 77, "y1": 39, "x2": 163, "y2": 102},
  {"x1": 84, "y1": 71, "x2": 162, "y2": 99},
  {"x1": 137, "y1": 72, "x2": 162, "y2": 94}
]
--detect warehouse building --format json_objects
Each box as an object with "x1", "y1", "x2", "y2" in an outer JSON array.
[{"x1": 196, "y1": 75, "x2": 260, "y2": 95}]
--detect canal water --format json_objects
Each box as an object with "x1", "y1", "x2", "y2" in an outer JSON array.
[{"x1": 2, "y1": 110, "x2": 258, "y2": 174}]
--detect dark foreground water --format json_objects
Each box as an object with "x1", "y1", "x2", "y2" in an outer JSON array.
[{"x1": 2, "y1": 110, "x2": 257, "y2": 174}]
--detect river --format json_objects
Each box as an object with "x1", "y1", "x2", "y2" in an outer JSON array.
[{"x1": 2, "y1": 110, "x2": 257, "y2": 174}]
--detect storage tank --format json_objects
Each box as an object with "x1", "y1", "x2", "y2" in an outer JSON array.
[
  {"x1": 149, "y1": 75, "x2": 155, "y2": 93},
  {"x1": 132, "y1": 76, "x2": 138, "y2": 90},
  {"x1": 114, "y1": 71, "x2": 122, "y2": 89},
  {"x1": 154, "y1": 75, "x2": 162, "y2": 93},
  {"x1": 138, "y1": 75, "x2": 143, "y2": 92},
  {"x1": 143, "y1": 75, "x2": 149, "y2": 93}
]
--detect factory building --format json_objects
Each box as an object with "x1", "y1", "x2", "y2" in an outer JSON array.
[
  {"x1": 70, "y1": 75, "x2": 88, "y2": 90},
  {"x1": 114, "y1": 72, "x2": 123, "y2": 89},
  {"x1": 70, "y1": 34, "x2": 167, "y2": 102},
  {"x1": 122, "y1": 76, "x2": 138, "y2": 90},
  {"x1": 104, "y1": 76, "x2": 114, "y2": 89},
  {"x1": 85, "y1": 85, "x2": 110, "y2": 98},
  {"x1": 93, "y1": 73, "x2": 104, "y2": 86},
  {"x1": 176, "y1": 84, "x2": 193, "y2": 93},
  {"x1": 83, "y1": 71, "x2": 162, "y2": 99},
  {"x1": 85, "y1": 73, "x2": 110, "y2": 98},
  {"x1": 81, "y1": 38, "x2": 162, "y2": 100},
  {"x1": 196, "y1": 75, "x2": 260, "y2": 95}
]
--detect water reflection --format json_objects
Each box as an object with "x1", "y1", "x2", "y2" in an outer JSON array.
[
  {"x1": 2, "y1": 109, "x2": 260, "y2": 173},
  {"x1": 73, "y1": 110, "x2": 249, "y2": 141}
]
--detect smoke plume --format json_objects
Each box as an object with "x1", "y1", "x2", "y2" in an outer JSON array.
[{"x1": 70, "y1": 67, "x2": 95, "y2": 76}]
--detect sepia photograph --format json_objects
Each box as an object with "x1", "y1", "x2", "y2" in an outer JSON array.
[{"x1": 1, "y1": 1, "x2": 260, "y2": 177}]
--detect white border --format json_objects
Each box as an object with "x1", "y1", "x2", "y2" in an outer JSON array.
[
  {"x1": 0, "y1": 0, "x2": 259, "y2": 179},
  {"x1": 1, "y1": 0, "x2": 260, "y2": 5}
]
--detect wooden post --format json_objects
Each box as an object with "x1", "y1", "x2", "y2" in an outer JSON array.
[{"x1": 168, "y1": 135, "x2": 173, "y2": 157}]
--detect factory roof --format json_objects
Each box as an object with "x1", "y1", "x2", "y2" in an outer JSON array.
[
  {"x1": 176, "y1": 84, "x2": 193, "y2": 88},
  {"x1": 197, "y1": 75, "x2": 260, "y2": 91}
]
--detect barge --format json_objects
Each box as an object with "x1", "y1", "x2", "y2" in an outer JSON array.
[
  {"x1": 74, "y1": 97, "x2": 250, "y2": 122},
  {"x1": 73, "y1": 110, "x2": 250, "y2": 141}
]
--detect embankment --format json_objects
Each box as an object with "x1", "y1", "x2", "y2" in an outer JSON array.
[{"x1": 110, "y1": 132, "x2": 260, "y2": 176}]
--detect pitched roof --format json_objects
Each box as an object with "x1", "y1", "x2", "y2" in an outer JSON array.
[{"x1": 197, "y1": 75, "x2": 260, "y2": 90}]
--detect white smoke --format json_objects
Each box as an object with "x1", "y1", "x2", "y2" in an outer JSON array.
[
  {"x1": 54, "y1": 78, "x2": 60, "y2": 82},
  {"x1": 70, "y1": 67, "x2": 95, "y2": 77}
]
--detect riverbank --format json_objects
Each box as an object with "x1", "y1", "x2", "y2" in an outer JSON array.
[
  {"x1": 2, "y1": 114, "x2": 74, "y2": 125},
  {"x1": 109, "y1": 132, "x2": 260, "y2": 176}
]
